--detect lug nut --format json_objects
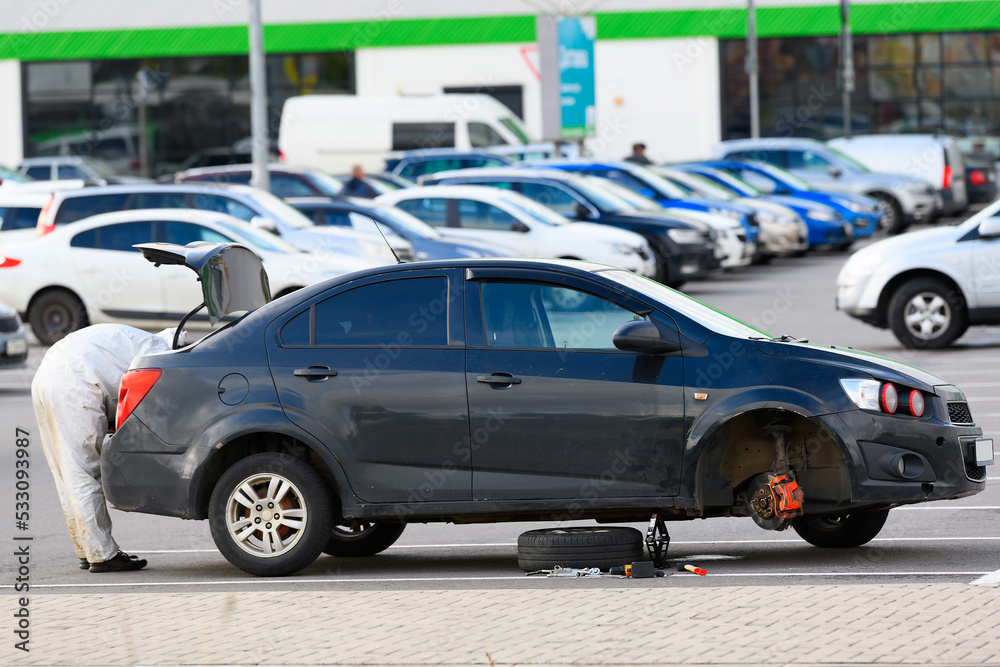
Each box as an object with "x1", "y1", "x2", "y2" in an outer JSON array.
[
  {"x1": 254, "y1": 518, "x2": 261, "y2": 524},
  {"x1": 268, "y1": 503, "x2": 274, "y2": 509},
  {"x1": 256, "y1": 505, "x2": 263, "y2": 511}
]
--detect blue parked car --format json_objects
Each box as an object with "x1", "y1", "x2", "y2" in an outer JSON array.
[
  {"x1": 700, "y1": 161, "x2": 882, "y2": 242},
  {"x1": 674, "y1": 163, "x2": 856, "y2": 250},
  {"x1": 286, "y1": 197, "x2": 512, "y2": 261},
  {"x1": 522, "y1": 160, "x2": 762, "y2": 249}
]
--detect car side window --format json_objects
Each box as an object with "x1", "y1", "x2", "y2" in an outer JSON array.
[
  {"x1": 396, "y1": 198, "x2": 448, "y2": 227},
  {"x1": 311, "y1": 277, "x2": 449, "y2": 346},
  {"x1": 69, "y1": 228, "x2": 98, "y2": 248},
  {"x1": 25, "y1": 166, "x2": 50, "y2": 180},
  {"x1": 270, "y1": 174, "x2": 315, "y2": 198},
  {"x1": 58, "y1": 165, "x2": 87, "y2": 179},
  {"x1": 455, "y1": 199, "x2": 518, "y2": 231},
  {"x1": 88, "y1": 222, "x2": 154, "y2": 252},
  {"x1": 163, "y1": 221, "x2": 231, "y2": 245},
  {"x1": 140, "y1": 192, "x2": 188, "y2": 209},
  {"x1": 193, "y1": 194, "x2": 257, "y2": 222},
  {"x1": 480, "y1": 281, "x2": 636, "y2": 349},
  {"x1": 518, "y1": 182, "x2": 579, "y2": 215},
  {"x1": 468, "y1": 122, "x2": 506, "y2": 148},
  {"x1": 54, "y1": 194, "x2": 132, "y2": 224},
  {"x1": 0, "y1": 207, "x2": 41, "y2": 231},
  {"x1": 736, "y1": 170, "x2": 777, "y2": 194},
  {"x1": 786, "y1": 150, "x2": 831, "y2": 171},
  {"x1": 280, "y1": 309, "x2": 310, "y2": 346}
]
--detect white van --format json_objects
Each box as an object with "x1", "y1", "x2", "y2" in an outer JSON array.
[
  {"x1": 278, "y1": 94, "x2": 531, "y2": 174},
  {"x1": 828, "y1": 134, "x2": 967, "y2": 215}
]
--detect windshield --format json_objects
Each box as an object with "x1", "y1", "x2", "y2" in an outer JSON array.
[
  {"x1": 244, "y1": 189, "x2": 314, "y2": 229},
  {"x1": 587, "y1": 177, "x2": 662, "y2": 212},
  {"x1": 824, "y1": 145, "x2": 871, "y2": 173},
  {"x1": 499, "y1": 117, "x2": 530, "y2": 144},
  {"x1": 371, "y1": 206, "x2": 441, "y2": 239},
  {"x1": 756, "y1": 163, "x2": 813, "y2": 191},
  {"x1": 659, "y1": 169, "x2": 735, "y2": 201},
  {"x1": 628, "y1": 165, "x2": 689, "y2": 199},
  {"x1": 500, "y1": 195, "x2": 568, "y2": 226},
  {"x1": 563, "y1": 176, "x2": 635, "y2": 213},
  {"x1": 604, "y1": 269, "x2": 773, "y2": 339},
  {"x1": 302, "y1": 172, "x2": 344, "y2": 197},
  {"x1": 0, "y1": 166, "x2": 33, "y2": 183},
  {"x1": 216, "y1": 219, "x2": 300, "y2": 254}
]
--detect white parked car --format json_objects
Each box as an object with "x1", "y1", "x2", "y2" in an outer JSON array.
[
  {"x1": 0, "y1": 192, "x2": 51, "y2": 245},
  {"x1": 837, "y1": 199, "x2": 1000, "y2": 348},
  {"x1": 0, "y1": 209, "x2": 369, "y2": 344},
  {"x1": 376, "y1": 185, "x2": 657, "y2": 277}
]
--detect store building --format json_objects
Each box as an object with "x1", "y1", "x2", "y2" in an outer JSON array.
[{"x1": 0, "y1": 0, "x2": 997, "y2": 175}]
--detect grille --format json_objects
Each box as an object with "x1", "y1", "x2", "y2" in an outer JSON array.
[
  {"x1": 0, "y1": 351, "x2": 26, "y2": 366},
  {"x1": 967, "y1": 465, "x2": 987, "y2": 482},
  {"x1": 948, "y1": 402, "x2": 974, "y2": 424},
  {"x1": 0, "y1": 315, "x2": 19, "y2": 334}
]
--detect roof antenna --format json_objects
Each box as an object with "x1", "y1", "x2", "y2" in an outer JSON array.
[{"x1": 369, "y1": 214, "x2": 403, "y2": 263}]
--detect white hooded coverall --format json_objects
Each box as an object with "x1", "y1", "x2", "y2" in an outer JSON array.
[{"x1": 31, "y1": 324, "x2": 172, "y2": 563}]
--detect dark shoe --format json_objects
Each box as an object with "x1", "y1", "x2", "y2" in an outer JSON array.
[
  {"x1": 79, "y1": 558, "x2": 90, "y2": 570},
  {"x1": 88, "y1": 552, "x2": 147, "y2": 573}
]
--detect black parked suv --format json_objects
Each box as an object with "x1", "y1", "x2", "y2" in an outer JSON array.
[
  {"x1": 421, "y1": 167, "x2": 720, "y2": 286},
  {"x1": 105, "y1": 249, "x2": 991, "y2": 577}
]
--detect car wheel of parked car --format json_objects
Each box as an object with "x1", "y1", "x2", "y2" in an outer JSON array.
[
  {"x1": 871, "y1": 193, "x2": 904, "y2": 235},
  {"x1": 791, "y1": 509, "x2": 890, "y2": 548},
  {"x1": 209, "y1": 452, "x2": 333, "y2": 577},
  {"x1": 516, "y1": 526, "x2": 644, "y2": 571},
  {"x1": 323, "y1": 519, "x2": 406, "y2": 557},
  {"x1": 29, "y1": 289, "x2": 89, "y2": 345},
  {"x1": 888, "y1": 278, "x2": 968, "y2": 349}
]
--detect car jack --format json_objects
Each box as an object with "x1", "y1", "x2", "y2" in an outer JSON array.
[{"x1": 645, "y1": 513, "x2": 670, "y2": 567}]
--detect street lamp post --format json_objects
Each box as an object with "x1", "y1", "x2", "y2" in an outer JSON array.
[
  {"x1": 841, "y1": 0, "x2": 855, "y2": 138},
  {"x1": 249, "y1": 0, "x2": 269, "y2": 192},
  {"x1": 747, "y1": 0, "x2": 759, "y2": 139}
]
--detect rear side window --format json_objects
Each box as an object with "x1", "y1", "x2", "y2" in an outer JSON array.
[
  {"x1": 193, "y1": 194, "x2": 257, "y2": 222},
  {"x1": 392, "y1": 122, "x2": 455, "y2": 151},
  {"x1": 140, "y1": 192, "x2": 188, "y2": 209},
  {"x1": 58, "y1": 165, "x2": 88, "y2": 179},
  {"x1": 55, "y1": 193, "x2": 133, "y2": 224},
  {"x1": 270, "y1": 174, "x2": 315, "y2": 198},
  {"x1": 163, "y1": 222, "x2": 231, "y2": 245},
  {"x1": 24, "y1": 166, "x2": 50, "y2": 180},
  {"x1": 319, "y1": 210, "x2": 353, "y2": 227},
  {"x1": 455, "y1": 199, "x2": 517, "y2": 230},
  {"x1": 312, "y1": 277, "x2": 449, "y2": 346},
  {"x1": 69, "y1": 222, "x2": 153, "y2": 251}
]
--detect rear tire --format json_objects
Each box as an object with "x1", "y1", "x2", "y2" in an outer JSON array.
[
  {"x1": 29, "y1": 289, "x2": 88, "y2": 345},
  {"x1": 871, "y1": 193, "x2": 905, "y2": 235},
  {"x1": 323, "y1": 519, "x2": 405, "y2": 557},
  {"x1": 791, "y1": 509, "x2": 890, "y2": 548},
  {"x1": 516, "y1": 526, "x2": 644, "y2": 571}
]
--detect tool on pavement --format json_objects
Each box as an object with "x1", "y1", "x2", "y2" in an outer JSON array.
[
  {"x1": 645, "y1": 512, "x2": 670, "y2": 567},
  {"x1": 609, "y1": 562, "x2": 665, "y2": 578},
  {"x1": 678, "y1": 563, "x2": 708, "y2": 576}
]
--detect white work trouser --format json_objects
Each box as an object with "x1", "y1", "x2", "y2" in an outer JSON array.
[{"x1": 32, "y1": 378, "x2": 119, "y2": 563}]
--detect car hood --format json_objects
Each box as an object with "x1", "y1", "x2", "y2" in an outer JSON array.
[
  {"x1": 759, "y1": 194, "x2": 833, "y2": 213},
  {"x1": 756, "y1": 339, "x2": 950, "y2": 392},
  {"x1": 734, "y1": 197, "x2": 798, "y2": 220},
  {"x1": 610, "y1": 209, "x2": 709, "y2": 231},
  {"x1": 559, "y1": 222, "x2": 650, "y2": 245},
  {"x1": 852, "y1": 224, "x2": 961, "y2": 259},
  {"x1": 662, "y1": 206, "x2": 742, "y2": 231},
  {"x1": 136, "y1": 241, "x2": 270, "y2": 324}
]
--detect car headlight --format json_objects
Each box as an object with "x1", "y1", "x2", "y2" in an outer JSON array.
[
  {"x1": 840, "y1": 378, "x2": 882, "y2": 411},
  {"x1": 807, "y1": 209, "x2": 838, "y2": 222},
  {"x1": 668, "y1": 228, "x2": 707, "y2": 244},
  {"x1": 711, "y1": 207, "x2": 742, "y2": 220},
  {"x1": 840, "y1": 200, "x2": 866, "y2": 213},
  {"x1": 840, "y1": 250, "x2": 883, "y2": 279}
]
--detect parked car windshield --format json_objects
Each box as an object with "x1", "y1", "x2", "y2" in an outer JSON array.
[
  {"x1": 372, "y1": 206, "x2": 442, "y2": 239},
  {"x1": 302, "y1": 172, "x2": 344, "y2": 197},
  {"x1": 604, "y1": 269, "x2": 773, "y2": 339},
  {"x1": 571, "y1": 176, "x2": 645, "y2": 213},
  {"x1": 756, "y1": 163, "x2": 813, "y2": 191},
  {"x1": 629, "y1": 165, "x2": 689, "y2": 199},
  {"x1": 499, "y1": 195, "x2": 569, "y2": 226},
  {"x1": 704, "y1": 169, "x2": 762, "y2": 197},
  {"x1": 240, "y1": 189, "x2": 314, "y2": 229},
  {"x1": 215, "y1": 219, "x2": 301, "y2": 254},
  {"x1": 84, "y1": 159, "x2": 119, "y2": 179},
  {"x1": 587, "y1": 177, "x2": 663, "y2": 213},
  {"x1": 671, "y1": 171, "x2": 737, "y2": 201},
  {"x1": 500, "y1": 117, "x2": 530, "y2": 144}
]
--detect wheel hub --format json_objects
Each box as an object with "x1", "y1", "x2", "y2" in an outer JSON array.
[
  {"x1": 226, "y1": 473, "x2": 307, "y2": 558},
  {"x1": 904, "y1": 292, "x2": 951, "y2": 340},
  {"x1": 750, "y1": 486, "x2": 775, "y2": 519}
]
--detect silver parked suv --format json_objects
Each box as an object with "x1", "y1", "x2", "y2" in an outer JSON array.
[{"x1": 710, "y1": 138, "x2": 941, "y2": 234}]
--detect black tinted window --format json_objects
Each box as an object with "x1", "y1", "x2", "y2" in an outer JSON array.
[
  {"x1": 25, "y1": 166, "x2": 49, "y2": 180},
  {"x1": 194, "y1": 194, "x2": 257, "y2": 221},
  {"x1": 71, "y1": 222, "x2": 153, "y2": 252},
  {"x1": 396, "y1": 198, "x2": 448, "y2": 227},
  {"x1": 69, "y1": 228, "x2": 98, "y2": 248},
  {"x1": 392, "y1": 122, "x2": 455, "y2": 151},
  {"x1": 314, "y1": 277, "x2": 449, "y2": 346},
  {"x1": 519, "y1": 182, "x2": 579, "y2": 214},
  {"x1": 320, "y1": 210, "x2": 352, "y2": 227},
  {"x1": 0, "y1": 207, "x2": 42, "y2": 231},
  {"x1": 281, "y1": 309, "x2": 311, "y2": 346},
  {"x1": 270, "y1": 174, "x2": 315, "y2": 198},
  {"x1": 55, "y1": 194, "x2": 132, "y2": 224},
  {"x1": 140, "y1": 192, "x2": 188, "y2": 209},
  {"x1": 163, "y1": 222, "x2": 231, "y2": 245}
]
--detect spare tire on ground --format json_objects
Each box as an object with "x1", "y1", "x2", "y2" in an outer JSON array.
[{"x1": 517, "y1": 526, "x2": 644, "y2": 571}]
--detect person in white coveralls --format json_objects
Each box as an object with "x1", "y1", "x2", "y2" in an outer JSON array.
[{"x1": 31, "y1": 324, "x2": 173, "y2": 572}]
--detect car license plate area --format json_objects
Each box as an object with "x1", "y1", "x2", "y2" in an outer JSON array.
[
  {"x1": 5, "y1": 338, "x2": 26, "y2": 356},
  {"x1": 975, "y1": 438, "x2": 994, "y2": 466}
]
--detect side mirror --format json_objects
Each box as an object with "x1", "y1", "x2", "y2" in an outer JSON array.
[
  {"x1": 979, "y1": 217, "x2": 1000, "y2": 238},
  {"x1": 574, "y1": 202, "x2": 591, "y2": 221},
  {"x1": 511, "y1": 220, "x2": 530, "y2": 233},
  {"x1": 827, "y1": 167, "x2": 842, "y2": 178},
  {"x1": 612, "y1": 319, "x2": 681, "y2": 354},
  {"x1": 250, "y1": 216, "x2": 278, "y2": 234}
]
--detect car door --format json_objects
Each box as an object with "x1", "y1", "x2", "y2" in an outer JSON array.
[
  {"x1": 452, "y1": 198, "x2": 536, "y2": 254},
  {"x1": 465, "y1": 269, "x2": 685, "y2": 500},
  {"x1": 266, "y1": 269, "x2": 472, "y2": 504},
  {"x1": 971, "y1": 216, "x2": 1000, "y2": 307},
  {"x1": 67, "y1": 221, "x2": 167, "y2": 319}
]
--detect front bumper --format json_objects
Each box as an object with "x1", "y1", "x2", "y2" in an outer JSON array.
[
  {"x1": 904, "y1": 191, "x2": 940, "y2": 223},
  {"x1": 672, "y1": 241, "x2": 722, "y2": 280},
  {"x1": 758, "y1": 220, "x2": 809, "y2": 254},
  {"x1": 0, "y1": 331, "x2": 28, "y2": 368}
]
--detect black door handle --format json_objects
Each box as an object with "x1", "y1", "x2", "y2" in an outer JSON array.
[
  {"x1": 294, "y1": 366, "x2": 338, "y2": 381},
  {"x1": 477, "y1": 373, "x2": 522, "y2": 385}
]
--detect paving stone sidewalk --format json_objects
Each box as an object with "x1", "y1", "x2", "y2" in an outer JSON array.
[{"x1": 5, "y1": 584, "x2": 1000, "y2": 665}]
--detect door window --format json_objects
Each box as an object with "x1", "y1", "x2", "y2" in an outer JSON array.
[
  {"x1": 193, "y1": 194, "x2": 257, "y2": 222},
  {"x1": 54, "y1": 193, "x2": 133, "y2": 224},
  {"x1": 57, "y1": 165, "x2": 88, "y2": 179},
  {"x1": 25, "y1": 166, "x2": 50, "y2": 180},
  {"x1": 320, "y1": 210, "x2": 353, "y2": 227},
  {"x1": 480, "y1": 281, "x2": 636, "y2": 349},
  {"x1": 0, "y1": 207, "x2": 42, "y2": 231},
  {"x1": 455, "y1": 199, "x2": 518, "y2": 230},
  {"x1": 311, "y1": 277, "x2": 450, "y2": 346},
  {"x1": 140, "y1": 192, "x2": 188, "y2": 209},
  {"x1": 163, "y1": 221, "x2": 231, "y2": 245},
  {"x1": 518, "y1": 182, "x2": 580, "y2": 215},
  {"x1": 69, "y1": 221, "x2": 153, "y2": 251},
  {"x1": 396, "y1": 198, "x2": 449, "y2": 227}
]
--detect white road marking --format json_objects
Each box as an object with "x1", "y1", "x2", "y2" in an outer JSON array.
[
  {"x1": 971, "y1": 569, "x2": 1000, "y2": 586},
  {"x1": 893, "y1": 505, "x2": 1000, "y2": 511}
]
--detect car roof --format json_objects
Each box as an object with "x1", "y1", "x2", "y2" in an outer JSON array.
[
  {"x1": 50, "y1": 208, "x2": 249, "y2": 230},
  {"x1": 19, "y1": 156, "x2": 94, "y2": 166},
  {"x1": 49, "y1": 182, "x2": 257, "y2": 200},
  {"x1": 382, "y1": 184, "x2": 515, "y2": 202},
  {"x1": 178, "y1": 163, "x2": 317, "y2": 177},
  {"x1": 717, "y1": 137, "x2": 827, "y2": 150},
  {"x1": 425, "y1": 167, "x2": 580, "y2": 182},
  {"x1": 0, "y1": 191, "x2": 55, "y2": 205},
  {"x1": 391, "y1": 148, "x2": 509, "y2": 160},
  {"x1": 521, "y1": 158, "x2": 640, "y2": 170}
]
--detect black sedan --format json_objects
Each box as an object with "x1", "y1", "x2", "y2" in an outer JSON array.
[
  {"x1": 421, "y1": 167, "x2": 720, "y2": 287},
  {"x1": 104, "y1": 249, "x2": 991, "y2": 577}
]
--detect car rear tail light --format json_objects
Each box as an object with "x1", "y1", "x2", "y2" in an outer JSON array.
[
  {"x1": 881, "y1": 383, "x2": 898, "y2": 414},
  {"x1": 37, "y1": 195, "x2": 55, "y2": 237},
  {"x1": 943, "y1": 165, "x2": 953, "y2": 189},
  {"x1": 909, "y1": 390, "x2": 925, "y2": 417},
  {"x1": 0, "y1": 256, "x2": 20, "y2": 268},
  {"x1": 970, "y1": 169, "x2": 987, "y2": 186},
  {"x1": 116, "y1": 368, "x2": 162, "y2": 430},
  {"x1": 279, "y1": 150, "x2": 286, "y2": 163}
]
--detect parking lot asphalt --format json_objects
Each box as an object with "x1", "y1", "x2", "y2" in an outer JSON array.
[{"x1": 3, "y1": 213, "x2": 1000, "y2": 665}]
